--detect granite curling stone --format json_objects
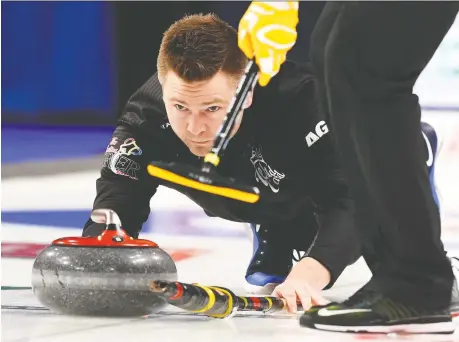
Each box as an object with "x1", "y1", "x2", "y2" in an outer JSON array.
[{"x1": 31, "y1": 209, "x2": 177, "y2": 317}]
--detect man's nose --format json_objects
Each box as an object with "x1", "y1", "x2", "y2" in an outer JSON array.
[{"x1": 187, "y1": 113, "x2": 206, "y2": 136}]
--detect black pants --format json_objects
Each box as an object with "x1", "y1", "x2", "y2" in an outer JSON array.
[{"x1": 310, "y1": 2, "x2": 458, "y2": 308}]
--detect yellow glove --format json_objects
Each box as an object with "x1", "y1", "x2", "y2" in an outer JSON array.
[{"x1": 238, "y1": 1, "x2": 299, "y2": 86}]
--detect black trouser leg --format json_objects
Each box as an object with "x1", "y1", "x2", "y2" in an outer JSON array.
[{"x1": 310, "y1": 2, "x2": 458, "y2": 308}]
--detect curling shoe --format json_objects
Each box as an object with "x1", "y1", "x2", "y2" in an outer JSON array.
[{"x1": 244, "y1": 223, "x2": 313, "y2": 295}]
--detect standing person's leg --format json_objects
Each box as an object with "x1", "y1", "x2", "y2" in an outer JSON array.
[
  {"x1": 302, "y1": 2, "x2": 459, "y2": 333},
  {"x1": 310, "y1": 1, "x2": 384, "y2": 280},
  {"x1": 323, "y1": 1, "x2": 457, "y2": 306},
  {"x1": 288, "y1": 1, "x2": 327, "y2": 63}
]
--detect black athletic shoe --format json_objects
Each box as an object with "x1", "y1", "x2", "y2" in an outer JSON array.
[{"x1": 299, "y1": 287, "x2": 454, "y2": 334}]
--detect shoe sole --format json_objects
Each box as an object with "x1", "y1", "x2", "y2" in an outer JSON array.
[{"x1": 311, "y1": 321, "x2": 455, "y2": 334}]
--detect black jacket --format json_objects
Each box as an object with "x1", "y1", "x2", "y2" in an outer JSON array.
[{"x1": 83, "y1": 61, "x2": 360, "y2": 287}]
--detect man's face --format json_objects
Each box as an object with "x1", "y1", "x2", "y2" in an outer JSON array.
[{"x1": 162, "y1": 71, "x2": 252, "y2": 157}]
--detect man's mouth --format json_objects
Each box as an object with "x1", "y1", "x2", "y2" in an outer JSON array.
[{"x1": 191, "y1": 140, "x2": 212, "y2": 145}]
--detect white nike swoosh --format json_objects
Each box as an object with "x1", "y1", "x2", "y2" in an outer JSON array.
[
  {"x1": 317, "y1": 308, "x2": 372, "y2": 317},
  {"x1": 422, "y1": 131, "x2": 434, "y2": 167},
  {"x1": 292, "y1": 250, "x2": 306, "y2": 265}
]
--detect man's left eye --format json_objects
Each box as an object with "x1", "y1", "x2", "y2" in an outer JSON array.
[{"x1": 207, "y1": 106, "x2": 221, "y2": 112}]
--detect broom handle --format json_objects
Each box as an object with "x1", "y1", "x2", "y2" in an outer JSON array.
[
  {"x1": 202, "y1": 61, "x2": 259, "y2": 170},
  {"x1": 149, "y1": 280, "x2": 301, "y2": 318}
]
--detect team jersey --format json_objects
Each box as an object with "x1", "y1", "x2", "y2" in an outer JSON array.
[{"x1": 83, "y1": 61, "x2": 359, "y2": 287}]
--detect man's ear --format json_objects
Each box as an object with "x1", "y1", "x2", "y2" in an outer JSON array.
[{"x1": 243, "y1": 91, "x2": 254, "y2": 109}]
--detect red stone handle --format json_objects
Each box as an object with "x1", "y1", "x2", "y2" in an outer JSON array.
[{"x1": 52, "y1": 209, "x2": 158, "y2": 247}]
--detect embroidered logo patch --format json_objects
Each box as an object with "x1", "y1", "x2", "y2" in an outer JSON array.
[
  {"x1": 103, "y1": 138, "x2": 142, "y2": 180},
  {"x1": 250, "y1": 146, "x2": 285, "y2": 193}
]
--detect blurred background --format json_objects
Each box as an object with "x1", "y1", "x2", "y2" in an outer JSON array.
[
  {"x1": 1, "y1": 2, "x2": 459, "y2": 267},
  {"x1": 1, "y1": 1, "x2": 327, "y2": 127},
  {"x1": 1, "y1": 1, "x2": 330, "y2": 169},
  {"x1": 2, "y1": 1, "x2": 458, "y2": 156}
]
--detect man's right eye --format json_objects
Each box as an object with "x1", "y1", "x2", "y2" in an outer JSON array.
[{"x1": 174, "y1": 104, "x2": 187, "y2": 111}]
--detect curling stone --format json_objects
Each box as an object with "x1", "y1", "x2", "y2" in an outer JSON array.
[{"x1": 31, "y1": 209, "x2": 177, "y2": 317}]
